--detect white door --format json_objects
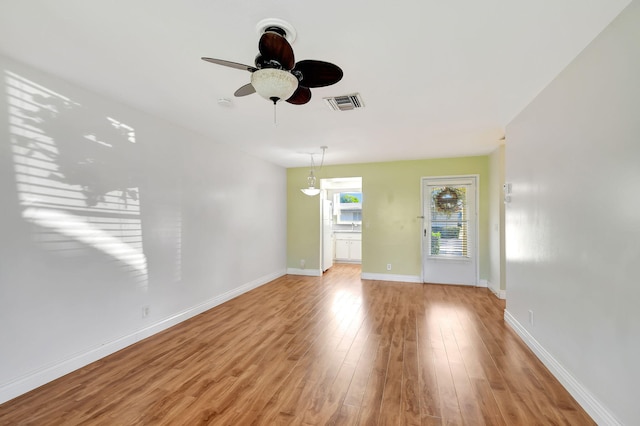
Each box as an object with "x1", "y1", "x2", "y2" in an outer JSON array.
[{"x1": 422, "y1": 176, "x2": 478, "y2": 285}]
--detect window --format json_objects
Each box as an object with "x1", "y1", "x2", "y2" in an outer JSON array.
[
  {"x1": 429, "y1": 186, "x2": 468, "y2": 257},
  {"x1": 335, "y1": 192, "x2": 363, "y2": 224}
]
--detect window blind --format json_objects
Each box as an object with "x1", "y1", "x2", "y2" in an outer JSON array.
[{"x1": 429, "y1": 185, "x2": 469, "y2": 258}]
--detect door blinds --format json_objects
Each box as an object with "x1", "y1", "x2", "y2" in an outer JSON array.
[{"x1": 429, "y1": 185, "x2": 469, "y2": 258}]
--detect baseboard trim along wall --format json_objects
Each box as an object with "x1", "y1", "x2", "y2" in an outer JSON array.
[
  {"x1": 286, "y1": 268, "x2": 322, "y2": 277},
  {"x1": 504, "y1": 310, "x2": 621, "y2": 426},
  {"x1": 487, "y1": 280, "x2": 507, "y2": 299},
  {"x1": 360, "y1": 272, "x2": 422, "y2": 283},
  {"x1": 0, "y1": 269, "x2": 286, "y2": 405}
]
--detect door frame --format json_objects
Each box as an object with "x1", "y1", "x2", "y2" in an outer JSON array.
[{"x1": 420, "y1": 174, "x2": 480, "y2": 285}]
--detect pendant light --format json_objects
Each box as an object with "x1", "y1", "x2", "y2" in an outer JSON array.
[{"x1": 300, "y1": 146, "x2": 327, "y2": 196}]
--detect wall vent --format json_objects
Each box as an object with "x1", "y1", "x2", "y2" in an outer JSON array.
[{"x1": 323, "y1": 93, "x2": 364, "y2": 111}]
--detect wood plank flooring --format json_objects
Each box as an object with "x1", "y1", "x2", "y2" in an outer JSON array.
[{"x1": 0, "y1": 264, "x2": 594, "y2": 425}]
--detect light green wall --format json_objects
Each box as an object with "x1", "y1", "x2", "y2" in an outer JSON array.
[{"x1": 287, "y1": 155, "x2": 490, "y2": 279}]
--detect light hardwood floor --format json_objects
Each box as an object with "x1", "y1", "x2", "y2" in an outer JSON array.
[{"x1": 0, "y1": 264, "x2": 594, "y2": 425}]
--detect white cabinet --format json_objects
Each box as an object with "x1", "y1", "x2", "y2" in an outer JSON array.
[
  {"x1": 349, "y1": 239, "x2": 362, "y2": 260},
  {"x1": 334, "y1": 233, "x2": 362, "y2": 262},
  {"x1": 335, "y1": 239, "x2": 351, "y2": 259}
]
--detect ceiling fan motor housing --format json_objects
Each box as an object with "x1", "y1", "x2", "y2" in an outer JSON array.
[
  {"x1": 263, "y1": 26, "x2": 287, "y2": 37},
  {"x1": 254, "y1": 54, "x2": 286, "y2": 70},
  {"x1": 255, "y1": 26, "x2": 287, "y2": 69}
]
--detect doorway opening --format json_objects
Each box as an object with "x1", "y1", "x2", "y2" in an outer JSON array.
[{"x1": 320, "y1": 177, "x2": 362, "y2": 273}]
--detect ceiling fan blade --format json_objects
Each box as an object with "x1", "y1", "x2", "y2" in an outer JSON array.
[
  {"x1": 286, "y1": 86, "x2": 312, "y2": 105},
  {"x1": 234, "y1": 83, "x2": 256, "y2": 97},
  {"x1": 293, "y1": 60, "x2": 343, "y2": 88},
  {"x1": 258, "y1": 32, "x2": 295, "y2": 70},
  {"x1": 201, "y1": 57, "x2": 257, "y2": 72}
]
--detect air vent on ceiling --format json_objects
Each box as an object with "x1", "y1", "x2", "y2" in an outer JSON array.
[{"x1": 323, "y1": 93, "x2": 364, "y2": 111}]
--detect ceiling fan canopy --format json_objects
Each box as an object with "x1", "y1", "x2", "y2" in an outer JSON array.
[{"x1": 202, "y1": 20, "x2": 343, "y2": 105}]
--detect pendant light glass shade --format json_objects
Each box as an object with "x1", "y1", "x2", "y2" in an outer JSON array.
[
  {"x1": 300, "y1": 187, "x2": 321, "y2": 196},
  {"x1": 251, "y1": 68, "x2": 298, "y2": 102}
]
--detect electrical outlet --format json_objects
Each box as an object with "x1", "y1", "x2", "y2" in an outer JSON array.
[
  {"x1": 386, "y1": 264, "x2": 392, "y2": 271},
  {"x1": 142, "y1": 306, "x2": 150, "y2": 318},
  {"x1": 528, "y1": 309, "x2": 534, "y2": 326},
  {"x1": 300, "y1": 259, "x2": 305, "y2": 268}
]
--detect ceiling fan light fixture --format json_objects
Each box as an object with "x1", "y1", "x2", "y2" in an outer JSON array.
[
  {"x1": 202, "y1": 20, "x2": 342, "y2": 108},
  {"x1": 251, "y1": 68, "x2": 298, "y2": 103}
]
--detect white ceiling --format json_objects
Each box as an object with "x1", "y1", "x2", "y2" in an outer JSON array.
[{"x1": 0, "y1": 1, "x2": 630, "y2": 167}]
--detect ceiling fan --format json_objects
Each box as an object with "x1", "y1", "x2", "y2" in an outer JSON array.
[{"x1": 202, "y1": 19, "x2": 343, "y2": 106}]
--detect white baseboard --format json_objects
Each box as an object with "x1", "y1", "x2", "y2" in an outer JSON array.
[
  {"x1": 487, "y1": 280, "x2": 506, "y2": 299},
  {"x1": 478, "y1": 279, "x2": 488, "y2": 288},
  {"x1": 360, "y1": 272, "x2": 422, "y2": 283},
  {"x1": 0, "y1": 269, "x2": 286, "y2": 405},
  {"x1": 504, "y1": 310, "x2": 621, "y2": 426},
  {"x1": 287, "y1": 268, "x2": 322, "y2": 277}
]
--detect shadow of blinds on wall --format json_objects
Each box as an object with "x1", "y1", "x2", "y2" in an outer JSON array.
[{"x1": 5, "y1": 70, "x2": 148, "y2": 287}]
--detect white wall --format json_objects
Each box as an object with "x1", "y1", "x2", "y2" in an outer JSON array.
[
  {"x1": 488, "y1": 144, "x2": 505, "y2": 297},
  {"x1": 505, "y1": 2, "x2": 640, "y2": 424},
  {"x1": 0, "y1": 54, "x2": 287, "y2": 403}
]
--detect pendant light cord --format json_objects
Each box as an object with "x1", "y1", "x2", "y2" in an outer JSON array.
[
  {"x1": 317, "y1": 146, "x2": 327, "y2": 173},
  {"x1": 308, "y1": 147, "x2": 327, "y2": 184},
  {"x1": 311, "y1": 146, "x2": 327, "y2": 181}
]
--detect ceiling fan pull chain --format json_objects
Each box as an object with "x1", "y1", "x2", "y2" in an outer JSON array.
[{"x1": 273, "y1": 101, "x2": 277, "y2": 126}]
